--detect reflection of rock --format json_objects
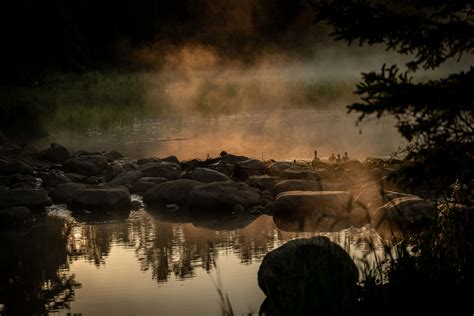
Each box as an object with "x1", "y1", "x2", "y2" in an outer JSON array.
[
  {"x1": 147, "y1": 207, "x2": 193, "y2": 223},
  {"x1": 189, "y1": 181, "x2": 260, "y2": 212},
  {"x1": 0, "y1": 188, "x2": 52, "y2": 209},
  {"x1": 0, "y1": 206, "x2": 34, "y2": 227},
  {"x1": 272, "y1": 179, "x2": 323, "y2": 195},
  {"x1": 273, "y1": 209, "x2": 349, "y2": 232},
  {"x1": 258, "y1": 237, "x2": 358, "y2": 315},
  {"x1": 140, "y1": 162, "x2": 181, "y2": 179},
  {"x1": 68, "y1": 187, "x2": 132, "y2": 212},
  {"x1": 185, "y1": 167, "x2": 230, "y2": 183},
  {"x1": 144, "y1": 179, "x2": 203, "y2": 206},
  {"x1": 373, "y1": 196, "x2": 436, "y2": 238},
  {"x1": 63, "y1": 155, "x2": 108, "y2": 176}
]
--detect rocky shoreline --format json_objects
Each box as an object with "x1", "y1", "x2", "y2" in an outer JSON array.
[{"x1": 0, "y1": 142, "x2": 444, "y2": 237}]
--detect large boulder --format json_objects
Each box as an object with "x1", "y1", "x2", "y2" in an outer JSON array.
[
  {"x1": 373, "y1": 196, "x2": 436, "y2": 238},
  {"x1": 140, "y1": 162, "x2": 181, "y2": 180},
  {"x1": 0, "y1": 188, "x2": 52, "y2": 209},
  {"x1": 0, "y1": 159, "x2": 33, "y2": 175},
  {"x1": 274, "y1": 191, "x2": 352, "y2": 217},
  {"x1": 0, "y1": 206, "x2": 34, "y2": 227},
  {"x1": 63, "y1": 155, "x2": 108, "y2": 176},
  {"x1": 9, "y1": 174, "x2": 40, "y2": 189},
  {"x1": 143, "y1": 179, "x2": 202, "y2": 206},
  {"x1": 272, "y1": 179, "x2": 323, "y2": 195},
  {"x1": 38, "y1": 170, "x2": 71, "y2": 187},
  {"x1": 68, "y1": 187, "x2": 132, "y2": 212},
  {"x1": 233, "y1": 159, "x2": 267, "y2": 180},
  {"x1": 189, "y1": 181, "x2": 260, "y2": 211},
  {"x1": 108, "y1": 170, "x2": 143, "y2": 188},
  {"x1": 247, "y1": 175, "x2": 281, "y2": 191},
  {"x1": 103, "y1": 164, "x2": 125, "y2": 181},
  {"x1": 38, "y1": 143, "x2": 71, "y2": 163},
  {"x1": 258, "y1": 237, "x2": 359, "y2": 315},
  {"x1": 52, "y1": 183, "x2": 86, "y2": 203},
  {"x1": 185, "y1": 168, "x2": 230, "y2": 183}
]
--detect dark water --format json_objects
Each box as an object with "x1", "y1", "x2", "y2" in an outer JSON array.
[
  {"x1": 0, "y1": 201, "x2": 384, "y2": 316},
  {"x1": 36, "y1": 109, "x2": 404, "y2": 160}
]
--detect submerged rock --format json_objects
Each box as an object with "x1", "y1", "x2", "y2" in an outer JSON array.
[
  {"x1": 143, "y1": 179, "x2": 203, "y2": 206},
  {"x1": 0, "y1": 188, "x2": 52, "y2": 209},
  {"x1": 68, "y1": 187, "x2": 132, "y2": 212},
  {"x1": 258, "y1": 236, "x2": 358, "y2": 315},
  {"x1": 189, "y1": 181, "x2": 260, "y2": 211},
  {"x1": 38, "y1": 143, "x2": 71, "y2": 163}
]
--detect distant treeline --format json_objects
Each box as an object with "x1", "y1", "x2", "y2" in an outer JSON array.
[{"x1": 1, "y1": 0, "x2": 325, "y2": 83}]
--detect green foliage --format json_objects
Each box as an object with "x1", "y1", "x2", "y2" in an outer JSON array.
[{"x1": 311, "y1": 0, "x2": 474, "y2": 184}]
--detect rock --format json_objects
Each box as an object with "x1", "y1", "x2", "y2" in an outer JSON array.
[
  {"x1": 68, "y1": 187, "x2": 132, "y2": 212},
  {"x1": 189, "y1": 181, "x2": 261, "y2": 211},
  {"x1": 206, "y1": 161, "x2": 235, "y2": 177},
  {"x1": 38, "y1": 170, "x2": 71, "y2": 187},
  {"x1": 52, "y1": 183, "x2": 86, "y2": 203},
  {"x1": 281, "y1": 169, "x2": 320, "y2": 181},
  {"x1": 258, "y1": 237, "x2": 358, "y2": 315},
  {"x1": 85, "y1": 176, "x2": 101, "y2": 185},
  {"x1": 137, "y1": 157, "x2": 160, "y2": 165},
  {"x1": 0, "y1": 188, "x2": 52, "y2": 209},
  {"x1": 161, "y1": 155, "x2": 179, "y2": 164},
  {"x1": 348, "y1": 205, "x2": 371, "y2": 227},
  {"x1": 185, "y1": 168, "x2": 230, "y2": 183},
  {"x1": 272, "y1": 179, "x2": 323, "y2": 195},
  {"x1": 137, "y1": 177, "x2": 168, "y2": 184},
  {"x1": 38, "y1": 143, "x2": 71, "y2": 163},
  {"x1": 130, "y1": 181, "x2": 157, "y2": 194},
  {"x1": 143, "y1": 179, "x2": 203, "y2": 206},
  {"x1": 103, "y1": 150, "x2": 123, "y2": 162},
  {"x1": 0, "y1": 206, "x2": 34, "y2": 227},
  {"x1": 373, "y1": 196, "x2": 436, "y2": 237},
  {"x1": 108, "y1": 170, "x2": 143, "y2": 188},
  {"x1": 219, "y1": 153, "x2": 249, "y2": 165},
  {"x1": 103, "y1": 164, "x2": 125, "y2": 181},
  {"x1": 268, "y1": 161, "x2": 303, "y2": 176},
  {"x1": 275, "y1": 191, "x2": 352, "y2": 216},
  {"x1": 0, "y1": 159, "x2": 33, "y2": 175},
  {"x1": 247, "y1": 175, "x2": 281, "y2": 191},
  {"x1": 233, "y1": 159, "x2": 267, "y2": 180},
  {"x1": 63, "y1": 155, "x2": 108, "y2": 176},
  {"x1": 67, "y1": 173, "x2": 88, "y2": 183},
  {"x1": 140, "y1": 162, "x2": 181, "y2": 180}
]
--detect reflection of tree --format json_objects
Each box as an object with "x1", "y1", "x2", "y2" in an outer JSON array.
[{"x1": 0, "y1": 216, "x2": 79, "y2": 315}]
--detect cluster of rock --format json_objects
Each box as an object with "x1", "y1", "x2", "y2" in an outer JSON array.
[{"x1": 0, "y1": 143, "x2": 438, "y2": 237}]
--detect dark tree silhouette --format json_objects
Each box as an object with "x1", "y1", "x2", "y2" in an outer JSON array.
[{"x1": 311, "y1": 0, "x2": 474, "y2": 185}]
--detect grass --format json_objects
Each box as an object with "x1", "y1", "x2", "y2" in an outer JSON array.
[{"x1": 0, "y1": 70, "x2": 357, "y2": 140}]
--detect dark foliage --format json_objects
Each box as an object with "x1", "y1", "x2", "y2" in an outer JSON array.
[{"x1": 311, "y1": 0, "x2": 474, "y2": 185}]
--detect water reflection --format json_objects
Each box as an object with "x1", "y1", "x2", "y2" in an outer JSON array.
[{"x1": 0, "y1": 207, "x2": 384, "y2": 315}]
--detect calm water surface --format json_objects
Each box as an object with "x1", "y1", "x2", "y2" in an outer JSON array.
[
  {"x1": 36, "y1": 109, "x2": 404, "y2": 160},
  {"x1": 0, "y1": 201, "x2": 384, "y2": 316}
]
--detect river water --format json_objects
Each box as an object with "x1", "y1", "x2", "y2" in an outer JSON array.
[
  {"x1": 0, "y1": 203, "x2": 384, "y2": 316},
  {"x1": 2, "y1": 109, "x2": 401, "y2": 315},
  {"x1": 36, "y1": 109, "x2": 404, "y2": 161}
]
